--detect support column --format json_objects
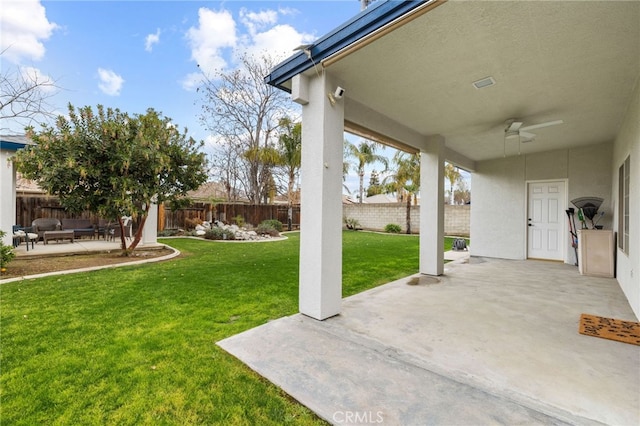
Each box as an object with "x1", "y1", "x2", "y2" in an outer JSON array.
[
  {"x1": 0, "y1": 149, "x2": 16, "y2": 246},
  {"x1": 296, "y1": 73, "x2": 344, "y2": 320},
  {"x1": 420, "y1": 135, "x2": 445, "y2": 275},
  {"x1": 142, "y1": 202, "x2": 158, "y2": 246}
]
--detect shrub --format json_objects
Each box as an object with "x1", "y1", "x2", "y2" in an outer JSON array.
[
  {"x1": 232, "y1": 215, "x2": 245, "y2": 228},
  {"x1": 260, "y1": 219, "x2": 283, "y2": 232},
  {"x1": 184, "y1": 217, "x2": 203, "y2": 230},
  {"x1": 0, "y1": 230, "x2": 16, "y2": 271},
  {"x1": 384, "y1": 223, "x2": 401, "y2": 233},
  {"x1": 158, "y1": 229, "x2": 182, "y2": 237},
  {"x1": 344, "y1": 217, "x2": 360, "y2": 230},
  {"x1": 255, "y1": 223, "x2": 280, "y2": 237},
  {"x1": 204, "y1": 227, "x2": 236, "y2": 240}
]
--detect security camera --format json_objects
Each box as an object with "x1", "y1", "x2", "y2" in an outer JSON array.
[{"x1": 333, "y1": 86, "x2": 345, "y2": 99}]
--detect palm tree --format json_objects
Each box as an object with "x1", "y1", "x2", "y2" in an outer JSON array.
[
  {"x1": 345, "y1": 140, "x2": 388, "y2": 203},
  {"x1": 277, "y1": 117, "x2": 302, "y2": 208},
  {"x1": 444, "y1": 162, "x2": 463, "y2": 205},
  {"x1": 384, "y1": 151, "x2": 420, "y2": 233}
]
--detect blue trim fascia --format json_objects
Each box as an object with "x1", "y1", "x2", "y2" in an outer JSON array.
[
  {"x1": 0, "y1": 141, "x2": 28, "y2": 151},
  {"x1": 265, "y1": 0, "x2": 430, "y2": 92}
]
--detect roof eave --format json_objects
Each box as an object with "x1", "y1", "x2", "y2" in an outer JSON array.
[{"x1": 265, "y1": 0, "x2": 431, "y2": 92}]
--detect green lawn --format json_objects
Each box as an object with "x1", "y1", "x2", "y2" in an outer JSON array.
[{"x1": 1, "y1": 232, "x2": 458, "y2": 424}]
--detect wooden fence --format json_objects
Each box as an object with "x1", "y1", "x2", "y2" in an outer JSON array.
[
  {"x1": 15, "y1": 195, "x2": 300, "y2": 231},
  {"x1": 162, "y1": 203, "x2": 301, "y2": 230}
]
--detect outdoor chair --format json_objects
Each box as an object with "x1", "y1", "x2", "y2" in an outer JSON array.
[
  {"x1": 31, "y1": 218, "x2": 62, "y2": 241},
  {"x1": 13, "y1": 225, "x2": 38, "y2": 251},
  {"x1": 106, "y1": 217, "x2": 133, "y2": 241}
]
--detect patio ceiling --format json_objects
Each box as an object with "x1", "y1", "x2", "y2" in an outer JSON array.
[{"x1": 304, "y1": 1, "x2": 640, "y2": 165}]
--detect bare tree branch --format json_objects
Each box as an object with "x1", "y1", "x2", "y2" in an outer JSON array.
[{"x1": 0, "y1": 58, "x2": 60, "y2": 133}]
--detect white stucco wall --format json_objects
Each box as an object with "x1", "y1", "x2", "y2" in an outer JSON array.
[
  {"x1": 0, "y1": 149, "x2": 16, "y2": 246},
  {"x1": 470, "y1": 155, "x2": 527, "y2": 259},
  {"x1": 471, "y1": 143, "x2": 613, "y2": 263},
  {"x1": 612, "y1": 75, "x2": 640, "y2": 319}
]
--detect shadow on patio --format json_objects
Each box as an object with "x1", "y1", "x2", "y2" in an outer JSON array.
[{"x1": 219, "y1": 257, "x2": 639, "y2": 425}]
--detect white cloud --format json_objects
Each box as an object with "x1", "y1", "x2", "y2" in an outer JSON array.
[
  {"x1": 183, "y1": 6, "x2": 314, "y2": 90},
  {"x1": 185, "y1": 8, "x2": 237, "y2": 77},
  {"x1": 0, "y1": 0, "x2": 58, "y2": 64},
  {"x1": 243, "y1": 24, "x2": 314, "y2": 63},
  {"x1": 20, "y1": 66, "x2": 56, "y2": 93},
  {"x1": 145, "y1": 28, "x2": 161, "y2": 52},
  {"x1": 239, "y1": 8, "x2": 278, "y2": 36},
  {"x1": 97, "y1": 68, "x2": 124, "y2": 96},
  {"x1": 180, "y1": 71, "x2": 205, "y2": 93}
]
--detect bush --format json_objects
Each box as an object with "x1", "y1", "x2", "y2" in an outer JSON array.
[
  {"x1": 184, "y1": 217, "x2": 203, "y2": 230},
  {"x1": 260, "y1": 219, "x2": 283, "y2": 232},
  {"x1": 0, "y1": 230, "x2": 16, "y2": 271},
  {"x1": 384, "y1": 223, "x2": 401, "y2": 233},
  {"x1": 255, "y1": 223, "x2": 280, "y2": 237},
  {"x1": 344, "y1": 217, "x2": 360, "y2": 230},
  {"x1": 204, "y1": 227, "x2": 236, "y2": 240},
  {"x1": 232, "y1": 215, "x2": 245, "y2": 228},
  {"x1": 158, "y1": 229, "x2": 182, "y2": 237}
]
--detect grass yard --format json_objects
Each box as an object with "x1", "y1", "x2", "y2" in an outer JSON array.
[{"x1": 1, "y1": 232, "x2": 458, "y2": 424}]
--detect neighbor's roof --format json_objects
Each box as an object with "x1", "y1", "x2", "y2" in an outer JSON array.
[
  {"x1": 264, "y1": 0, "x2": 431, "y2": 91},
  {"x1": 0, "y1": 134, "x2": 34, "y2": 151}
]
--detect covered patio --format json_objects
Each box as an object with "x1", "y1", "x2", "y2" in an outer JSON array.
[
  {"x1": 220, "y1": 1, "x2": 639, "y2": 422},
  {"x1": 220, "y1": 257, "x2": 639, "y2": 425}
]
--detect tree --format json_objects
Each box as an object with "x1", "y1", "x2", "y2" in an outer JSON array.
[
  {"x1": 366, "y1": 170, "x2": 383, "y2": 197},
  {"x1": 454, "y1": 179, "x2": 471, "y2": 205},
  {"x1": 345, "y1": 140, "x2": 388, "y2": 203},
  {"x1": 13, "y1": 104, "x2": 208, "y2": 255},
  {"x1": 198, "y1": 53, "x2": 289, "y2": 203},
  {"x1": 275, "y1": 117, "x2": 302, "y2": 208},
  {"x1": 0, "y1": 58, "x2": 59, "y2": 133},
  {"x1": 444, "y1": 162, "x2": 463, "y2": 205},
  {"x1": 384, "y1": 151, "x2": 420, "y2": 234}
]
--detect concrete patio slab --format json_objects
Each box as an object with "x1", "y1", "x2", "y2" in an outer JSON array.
[
  {"x1": 219, "y1": 258, "x2": 639, "y2": 425},
  {"x1": 13, "y1": 239, "x2": 163, "y2": 258}
]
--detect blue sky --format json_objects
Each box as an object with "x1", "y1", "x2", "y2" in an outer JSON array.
[
  {"x1": 2, "y1": 0, "x2": 467, "y2": 197},
  {"x1": 1, "y1": 1, "x2": 361, "y2": 138}
]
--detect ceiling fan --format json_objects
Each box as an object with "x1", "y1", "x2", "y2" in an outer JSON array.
[
  {"x1": 503, "y1": 118, "x2": 563, "y2": 156},
  {"x1": 504, "y1": 118, "x2": 564, "y2": 142}
]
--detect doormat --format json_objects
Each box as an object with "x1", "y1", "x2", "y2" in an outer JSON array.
[{"x1": 579, "y1": 314, "x2": 640, "y2": 346}]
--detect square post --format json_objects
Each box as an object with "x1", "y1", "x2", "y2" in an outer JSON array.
[
  {"x1": 420, "y1": 136, "x2": 445, "y2": 275},
  {"x1": 296, "y1": 73, "x2": 344, "y2": 320}
]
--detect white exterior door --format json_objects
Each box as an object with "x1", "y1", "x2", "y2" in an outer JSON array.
[{"x1": 527, "y1": 181, "x2": 565, "y2": 261}]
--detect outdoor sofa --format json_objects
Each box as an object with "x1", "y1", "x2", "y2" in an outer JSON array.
[{"x1": 61, "y1": 218, "x2": 96, "y2": 239}]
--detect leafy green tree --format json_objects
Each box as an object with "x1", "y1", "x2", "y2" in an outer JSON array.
[
  {"x1": 384, "y1": 151, "x2": 420, "y2": 234},
  {"x1": 13, "y1": 104, "x2": 207, "y2": 254},
  {"x1": 345, "y1": 140, "x2": 388, "y2": 203},
  {"x1": 366, "y1": 170, "x2": 383, "y2": 197}
]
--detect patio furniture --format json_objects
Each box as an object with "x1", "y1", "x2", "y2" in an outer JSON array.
[
  {"x1": 43, "y1": 230, "x2": 75, "y2": 244},
  {"x1": 61, "y1": 218, "x2": 96, "y2": 239},
  {"x1": 107, "y1": 217, "x2": 133, "y2": 241},
  {"x1": 12, "y1": 225, "x2": 38, "y2": 251},
  {"x1": 31, "y1": 218, "x2": 62, "y2": 241}
]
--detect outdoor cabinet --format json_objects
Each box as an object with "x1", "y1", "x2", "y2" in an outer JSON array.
[{"x1": 577, "y1": 230, "x2": 615, "y2": 278}]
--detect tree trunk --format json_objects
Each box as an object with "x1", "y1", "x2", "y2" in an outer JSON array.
[
  {"x1": 128, "y1": 214, "x2": 148, "y2": 253},
  {"x1": 406, "y1": 196, "x2": 411, "y2": 234}
]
